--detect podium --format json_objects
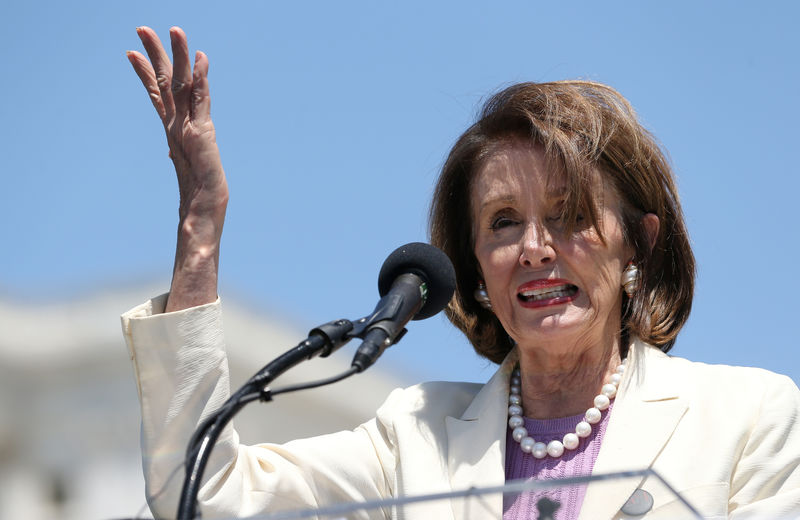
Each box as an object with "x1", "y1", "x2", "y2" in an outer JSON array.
[{"x1": 228, "y1": 469, "x2": 704, "y2": 519}]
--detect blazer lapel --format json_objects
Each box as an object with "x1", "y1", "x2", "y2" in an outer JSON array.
[
  {"x1": 578, "y1": 341, "x2": 689, "y2": 520},
  {"x1": 445, "y1": 352, "x2": 517, "y2": 520}
]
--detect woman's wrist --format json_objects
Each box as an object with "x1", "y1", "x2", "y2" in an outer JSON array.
[{"x1": 167, "y1": 192, "x2": 228, "y2": 312}]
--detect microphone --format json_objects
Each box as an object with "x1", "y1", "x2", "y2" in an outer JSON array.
[{"x1": 351, "y1": 242, "x2": 456, "y2": 372}]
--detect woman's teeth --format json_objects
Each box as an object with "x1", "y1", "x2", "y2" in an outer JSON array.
[{"x1": 518, "y1": 285, "x2": 577, "y2": 302}]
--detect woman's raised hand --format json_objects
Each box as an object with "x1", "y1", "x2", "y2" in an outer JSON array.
[{"x1": 127, "y1": 26, "x2": 228, "y2": 312}]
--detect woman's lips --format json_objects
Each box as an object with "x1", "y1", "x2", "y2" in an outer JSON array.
[{"x1": 516, "y1": 279, "x2": 579, "y2": 308}]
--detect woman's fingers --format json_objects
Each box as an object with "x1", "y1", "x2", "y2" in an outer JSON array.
[
  {"x1": 127, "y1": 25, "x2": 217, "y2": 175},
  {"x1": 126, "y1": 50, "x2": 167, "y2": 120},
  {"x1": 191, "y1": 51, "x2": 211, "y2": 122},
  {"x1": 169, "y1": 27, "x2": 193, "y2": 125},
  {"x1": 136, "y1": 26, "x2": 176, "y2": 123}
]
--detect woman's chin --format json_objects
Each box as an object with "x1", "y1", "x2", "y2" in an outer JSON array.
[{"x1": 512, "y1": 309, "x2": 595, "y2": 344}]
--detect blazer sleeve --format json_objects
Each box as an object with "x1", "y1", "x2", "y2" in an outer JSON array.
[
  {"x1": 728, "y1": 370, "x2": 800, "y2": 519},
  {"x1": 121, "y1": 295, "x2": 395, "y2": 519}
]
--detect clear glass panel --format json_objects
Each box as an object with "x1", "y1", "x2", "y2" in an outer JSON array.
[{"x1": 244, "y1": 469, "x2": 704, "y2": 520}]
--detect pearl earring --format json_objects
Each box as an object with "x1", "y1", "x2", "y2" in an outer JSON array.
[
  {"x1": 474, "y1": 281, "x2": 493, "y2": 310},
  {"x1": 621, "y1": 262, "x2": 639, "y2": 297}
]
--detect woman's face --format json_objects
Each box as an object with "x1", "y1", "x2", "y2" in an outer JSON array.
[{"x1": 471, "y1": 142, "x2": 633, "y2": 356}]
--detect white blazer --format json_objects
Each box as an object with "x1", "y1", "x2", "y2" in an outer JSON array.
[{"x1": 122, "y1": 295, "x2": 800, "y2": 519}]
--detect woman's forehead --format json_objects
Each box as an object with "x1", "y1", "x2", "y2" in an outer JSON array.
[
  {"x1": 473, "y1": 145, "x2": 569, "y2": 203},
  {"x1": 471, "y1": 142, "x2": 617, "y2": 220}
]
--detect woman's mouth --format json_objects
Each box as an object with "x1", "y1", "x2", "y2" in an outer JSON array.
[{"x1": 517, "y1": 280, "x2": 578, "y2": 308}]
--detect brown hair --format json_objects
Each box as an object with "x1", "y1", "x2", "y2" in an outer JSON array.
[{"x1": 429, "y1": 81, "x2": 695, "y2": 364}]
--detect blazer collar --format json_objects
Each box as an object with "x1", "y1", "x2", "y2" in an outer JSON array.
[
  {"x1": 443, "y1": 341, "x2": 689, "y2": 520},
  {"x1": 578, "y1": 339, "x2": 689, "y2": 519},
  {"x1": 445, "y1": 349, "x2": 518, "y2": 519}
]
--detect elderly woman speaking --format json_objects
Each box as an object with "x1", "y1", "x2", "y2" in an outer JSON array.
[{"x1": 122, "y1": 27, "x2": 800, "y2": 519}]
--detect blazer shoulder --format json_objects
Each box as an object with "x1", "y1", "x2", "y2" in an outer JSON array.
[
  {"x1": 649, "y1": 352, "x2": 800, "y2": 414},
  {"x1": 664, "y1": 354, "x2": 798, "y2": 390},
  {"x1": 630, "y1": 345, "x2": 799, "y2": 408}
]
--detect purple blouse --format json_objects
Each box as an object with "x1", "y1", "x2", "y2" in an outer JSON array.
[{"x1": 503, "y1": 403, "x2": 613, "y2": 520}]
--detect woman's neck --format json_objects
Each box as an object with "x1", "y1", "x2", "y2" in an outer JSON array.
[{"x1": 516, "y1": 335, "x2": 623, "y2": 419}]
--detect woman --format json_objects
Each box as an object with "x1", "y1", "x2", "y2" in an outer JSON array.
[{"x1": 123, "y1": 27, "x2": 800, "y2": 519}]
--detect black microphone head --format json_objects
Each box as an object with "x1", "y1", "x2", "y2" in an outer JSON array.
[{"x1": 377, "y1": 242, "x2": 456, "y2": 320}]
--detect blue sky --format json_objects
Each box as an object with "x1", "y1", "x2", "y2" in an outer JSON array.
[{"x1": 2, "y1": 1, "x2": 799, "y2": 386}]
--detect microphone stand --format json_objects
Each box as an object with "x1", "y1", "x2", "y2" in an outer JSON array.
[{"x1": 177, "y1": 309, "x2": 411, "y2": 520}]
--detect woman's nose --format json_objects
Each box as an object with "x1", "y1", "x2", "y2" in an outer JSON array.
[{"x1": 519, "y1": 224, "x2": 555, "y2": 267}]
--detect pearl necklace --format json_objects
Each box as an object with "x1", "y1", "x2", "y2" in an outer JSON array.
[{"x1": 507, "y1": 359, "x2": 626, "y2": 459}]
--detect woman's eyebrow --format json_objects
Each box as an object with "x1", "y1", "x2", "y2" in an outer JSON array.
[{"x1": 478, "y1": 195, "x2": 516, "y2": 212}]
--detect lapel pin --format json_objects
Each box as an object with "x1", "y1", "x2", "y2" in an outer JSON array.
[{"x1": 620, "y1": 488, "x2": 654, "y2": 516}]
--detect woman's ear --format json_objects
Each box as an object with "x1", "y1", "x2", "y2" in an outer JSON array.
[{"x1": 641, "y1": 213, "x2": 660, "y2": 251}]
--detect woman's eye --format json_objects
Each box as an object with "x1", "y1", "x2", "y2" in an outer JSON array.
[{"x1": 490, "y1": 216, "x2": 516, "y2": 230}]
